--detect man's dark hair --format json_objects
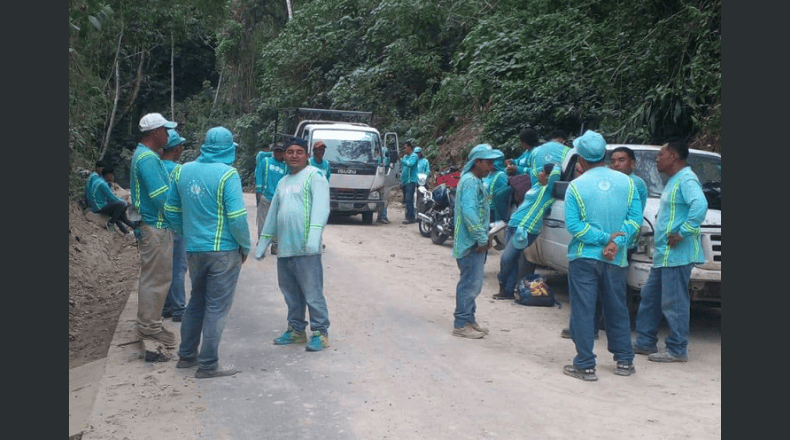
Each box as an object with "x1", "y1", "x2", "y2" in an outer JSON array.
[
  {"x1": 665, "y1": 140, "x2": 689, "y2": 161},
  {"x1": 95, "y1": 160, "x2": 107, "y2": 169},
  {"x1": 101, "y1": 166, "x2": 115, "y2": 176},
  {"x1": 611, "y1": 146, "x2": 636, "y2": 161},
  {"x1": 519, "y1": 128, "x2": 539, "y2": 147},
  {"x1": 548, "y1": 130, "x2": 566, "y2": 141}
]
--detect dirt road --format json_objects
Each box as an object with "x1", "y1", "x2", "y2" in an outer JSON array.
[{"x1": 80, "y1": 193, "x2": 721, "y2": 439}]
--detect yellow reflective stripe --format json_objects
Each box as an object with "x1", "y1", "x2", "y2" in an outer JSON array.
[
  {"x1": 303, "y1": 170, "x2": 317, "y2": 242},
  {"x1": 214, "y1": 169, "x2": 235, "y2": 251},
  {"x1": 164, "y1": 204, "x2": 181, "y2": 213},
  {"x1": 149, "y1": 185, "x2": 169, "y2": 199},
  {"x1": 662, "y1": 179, "x2": 682, "y2": 266},
  {"x1": 227, "y1": 208, "x2": 246, "y2": 219}
]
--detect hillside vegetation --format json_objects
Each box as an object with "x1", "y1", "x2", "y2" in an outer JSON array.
[{"x1": 69, "y1": 0, "x2": 720, "y2": 193}]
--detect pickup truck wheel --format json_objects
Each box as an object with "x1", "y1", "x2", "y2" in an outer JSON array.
[{"x1": 361, "y1": 212, "x2": 374, "y2": 225}]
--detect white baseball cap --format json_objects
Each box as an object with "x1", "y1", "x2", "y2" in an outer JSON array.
[{"x1": 139, "y1": 113, "x2": 177, "y2": 132}]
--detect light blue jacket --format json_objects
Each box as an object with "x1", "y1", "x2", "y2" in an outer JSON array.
[
  {"x1": 164, "y1": 140, "x2": 250, "y2": 255},
  {"x1": 256, "y1": 165, "x2": 330, "y2": 258},
  {"x1": 85, "y1": 172, "x2": 100, "y2": 206},
  {"x1": 417, "y1": 157, "x2": 430, "y2": 176},
  {"x1": 400, "y1": 152, "x2": 418, "y2": 184},
  {"x1": 631, "y1": 173, "x2": 649, "y2": 215},
  {"x1": 130, "y1": 143, "x2": 171, "y2": 229},
  {"x1": 512, "y1": 149, "x2": 533, "y2": 175},
  {"x1": 452, "y1": 172, "x2": 490, "y2": 259},
  {"x1": 310, "y1": 157, "x2": 332, "y2": 181},
  {"x1": 565, "y1": 166, "x2": 642, "y2": 267},
  {"x1": 653, "y1": 166, "x2": 708, "y2": 267},
  {"x1": 529, "y1": 141, "x2": 569, "y2": 186},
  {"x1": 507, "y1": 166, "x2": 561, "y2": 247},
  {"x1": 88, "y1": 177, "x2": 125, "y2": 212},
  {"x1": 255, "y1": 153, "x2": 288, "y2": 201}
]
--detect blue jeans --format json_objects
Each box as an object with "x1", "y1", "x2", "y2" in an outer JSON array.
[
  {"x1": 454, "y1": 250, "x2": 487, "y2": 328},
  {"x1": 163, "y1": 233, "x2": 187, "y2": 317},
  {"x1": 635, "y1": 264, "x2": 694, "y2": 357},
  {"x1": 277, "y1": 254, "x2": 330, "y2": 334},
  {"x1": 178, "y1": 250, "x2": 242, "y2": 371},
  {"x1": 568, "y1": 259, "x2": 633, "y2": 369},
  {"x1": 497, "y1": 226, "x2": 538, "y2": 295},
  {"x1": 402, "y1": 182, "x2": 416, "y2": 221}
]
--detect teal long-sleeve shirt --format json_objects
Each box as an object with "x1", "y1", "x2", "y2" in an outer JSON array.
[
  {"x1": 401, "y1": 152, "x2": 418, "y2": 184},
  {"x1": 256, "y1": 165, "x2": 330, "y2": 258},
  {"x1": 417, "y1": 157, "x2": 430, "y2": 176},
  {"x1": 164, "y1": 161, "x2": 251, "y2": 255},
  {"x1": 511, "y1": 150, "x2": 533, "y2": 175},
  {"x1": 130, "y1": 144, "x2": 171, "y2": 229},
  {"x1": 255, "y1": 155, "x2": 288, "y2": 200},
  {"x1": 452, "y1": 172, "x2": 490, "y2": 259},
  {"x1": 631, "y1": 173, "x2": 649, "y2": 215},
  {"x1": 310, "y1": 157, "x2": 332, "y2": 181},
  {"x1": 507, "y1": 166, "x2": 561, "y2": 248},
  {"x1": 565, "y1": 166, "x2": 642, "y2": 267},
  {"x1": 89, "y1": 178, "x2": 125, "y2": 212},
  {"x1": 653, "y1": 166, "x2": 708, "y2": 267}
]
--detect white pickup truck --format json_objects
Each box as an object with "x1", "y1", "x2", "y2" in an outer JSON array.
[{"x1": 523, "y1": 144, "x2": 721, "y2": 310}]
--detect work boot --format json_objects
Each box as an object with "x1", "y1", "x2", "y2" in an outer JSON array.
[
  {"x1": 648, "y1": 351, "x2": 688, "y2": 363},
  {"x1": 452, "y1": 324, "x2": 486, "y2": 339},
  {"x1": 137, "y1": 327, "x2": 177, "y2": 349},
  {"x1": 471, "y1": 322, "x2": 489, "y2": 335},
  {"x1": 195, "y1": 364, "x2": 238, "y2": 379}
]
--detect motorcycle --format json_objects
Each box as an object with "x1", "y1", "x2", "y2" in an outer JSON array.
[
  {"x1": 417, "y1": 167, "x2": 460, "y2": 244},
  {"x1": 415, "y1": 172, "x2": 433, "y2": 237}
]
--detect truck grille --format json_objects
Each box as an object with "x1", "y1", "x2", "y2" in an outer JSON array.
[
  {"x1": 331, "y1": 188, "x2": 369, "y2": 201},
  {"x1": 710, "y1": 233, "x2": 721, "y2": 262}
]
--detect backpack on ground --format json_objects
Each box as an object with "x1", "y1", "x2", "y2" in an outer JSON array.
[{"x1": 514, "y1": 274, "x2": 560, "y2": 307}]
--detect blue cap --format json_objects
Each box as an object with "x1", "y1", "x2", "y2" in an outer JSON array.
[
  {"x1": 571, "y1": 130, "x2": 606, "y2": 162},
  {"x1": 413, "y1": 147, "x2": 422, "y2": 154},
  {"x1": 463, "y1": 144, "x2": 502, "y2": 174},
  {"x1": 164, "y1": 129, "x2": 186, "y2": 150}
]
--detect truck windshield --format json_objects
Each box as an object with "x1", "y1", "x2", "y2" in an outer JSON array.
[
  {"x1": 312, "y1": 129, "x2": 381, "y2": 166},
  {"x1": 606, "y1": 150, "x2": 721, "y2": 198}
]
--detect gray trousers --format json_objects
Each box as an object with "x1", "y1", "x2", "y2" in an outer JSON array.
[{"x1": 137, "y1": 223, "x2": 173, "y2": 335}]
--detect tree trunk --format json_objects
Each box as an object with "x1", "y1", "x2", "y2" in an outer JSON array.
[
  {"x1": 100, "y1": 25, "x2": 124, "y2": 160},
  {"x1": 171, "y1": 31, "x2": 175, "y2": 121},
  {"x1": 286, "y1": 0, "x2": 293, "y2": 20}
]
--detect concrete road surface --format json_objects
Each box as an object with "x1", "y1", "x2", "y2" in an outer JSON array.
[{"x1": 78, "y1": 193, "x2": 721, "y2": 440}]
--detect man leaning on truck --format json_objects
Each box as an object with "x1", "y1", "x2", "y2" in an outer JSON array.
[{"x1": 633, "y1": 140, "x2": 708, "y2": 363}]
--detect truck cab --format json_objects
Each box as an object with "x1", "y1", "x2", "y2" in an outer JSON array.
[{"x1": 284, "y1": 108, "x2": 400, "y2": 224}]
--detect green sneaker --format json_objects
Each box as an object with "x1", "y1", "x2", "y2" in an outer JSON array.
[
  {"x1": 273, "y1": 327, "x2": 307, "y2": 345},
  {"x1": 306, "y1": 331, "x2": 329, "y2": 352}
]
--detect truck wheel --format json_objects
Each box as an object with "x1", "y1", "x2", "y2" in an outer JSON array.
[
  {"x1": 430, "y1": 226, "x2": 448, "y2": 245},
  {"x1": 361, "y1": 212, "x2": 373, "y2": 225},
  {"x1": 418, "y1": 219, "x2": 432, "y2": 237}
]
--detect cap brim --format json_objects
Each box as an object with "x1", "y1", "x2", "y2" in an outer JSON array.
[{"x1": 163, "y1": 121, "x2": 178, "y2": 129}]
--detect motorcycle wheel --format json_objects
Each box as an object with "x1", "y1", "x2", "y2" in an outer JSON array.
[
  {"x1": 430, "y1": 225, "x2": 448, "y2": 245},
  {"x1": 418, "y1": 219, "x2": 432, "y2": 237}
]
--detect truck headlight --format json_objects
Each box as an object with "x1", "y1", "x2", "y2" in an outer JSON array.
[{"x1": 369, "y1": 190, "x2": 380, "y2": 200}]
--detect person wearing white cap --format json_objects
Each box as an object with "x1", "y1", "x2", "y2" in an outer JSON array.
[
  {"x1": 164, "y1": 126, "x2": 250, "y2": 378},
  {"x1": 562, "y1": 130, "x2": 642, "y2": 381},
  {"x1": 451, "y1": 144, "x2": 500, "y2": 339},
  {"x1": 130, "y1": 112, "x2": 179, "y2": 348}
]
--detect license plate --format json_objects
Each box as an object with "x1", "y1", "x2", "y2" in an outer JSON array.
[{"x1": 339, "y1": 202, "x2": 354, "y2": 210}]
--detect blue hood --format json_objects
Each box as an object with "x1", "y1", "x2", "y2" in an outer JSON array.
[{"x1": 197, "y1": 127, "x2": 237, "y2": 165}]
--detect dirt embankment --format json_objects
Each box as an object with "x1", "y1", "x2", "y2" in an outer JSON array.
[{"x1": 69, "y1": 199, "x2": 139, "y2": 370}]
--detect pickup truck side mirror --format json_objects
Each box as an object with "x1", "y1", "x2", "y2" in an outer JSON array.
[
  {"x1": 553, "y1": 181, "x2": 569, "y2": 200},
  {"x1": 389, "y1": 150, "x2": 400, "y2": 164}
]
